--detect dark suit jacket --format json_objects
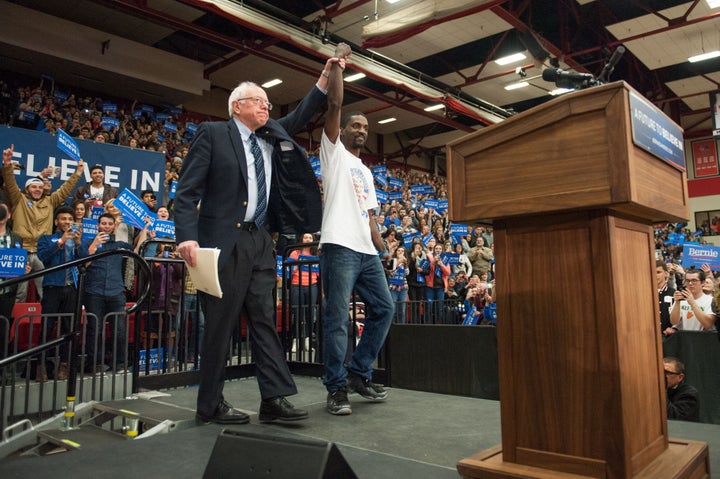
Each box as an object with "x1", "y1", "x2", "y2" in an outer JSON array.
[{"x1": 174, "y1": 86, "x2": 323, "y2": 268}]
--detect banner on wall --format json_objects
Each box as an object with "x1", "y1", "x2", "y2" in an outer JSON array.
[
  {"x1": 0, "y1": 126, "x2": 165, "y2": 197},
  {"x1": 691, "y1": 139, "x2": 719, "y2": 178}
]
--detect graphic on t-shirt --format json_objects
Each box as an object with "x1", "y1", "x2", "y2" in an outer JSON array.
[{"x1": 350, "y1": 167, "x2": 370, "y2": 218}]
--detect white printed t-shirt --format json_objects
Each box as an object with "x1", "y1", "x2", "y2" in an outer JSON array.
[
  {"x1": 319, "y1": 130, "x2": 377, "y2": 255},
  {"x1": 677, "y1": 293, "x2": 715, "y2": 331}
]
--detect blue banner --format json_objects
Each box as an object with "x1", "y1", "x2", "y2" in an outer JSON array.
[
  {"x1": 163, "y1": 121, "x2": 177, "y2": 133},
  {"x1": 298, "y1": 254, "x2": 320, "y2": 273},
  {"x1": 82, "y1": 218, "x2": 98, "y2": 241},
  {"x1": 309, "y1": 155, "x2": 321, "y2": 179},
  {"x1": 437, "y1": 199, "x2": 449, "y2": 214},
  {"x1": 389, "y1": 265, "x2": 405, "y2": 285},
  {"x1": 0, "y1": 248, "x2": 27, "y2": 278},
  {"x1": 101, "y1": 117, "x2": 119, "y2": 130},
  {"x1": 441, "y1": 253, "x2": 460, "y2": 265},
  {"x1": 681, "y1": 243, "x2": 720, "y2": 270},
  {"x1": 157, "y1": 132, "x2": 165, "y2": 143},
  {"x1": 56, "y1": 128, "x2": 81, "y2": 161},
  {"x1": 417, "y1": 258, "x2": 430, "y2": 271},
  {"x1": 186, "y1": 122, "x2": 198, "y2": 134},
  {"x1": 403, "y1": 231, "x2": 420, "y2": 248},
  {"x1": 152, "y1": 219, "x2": 175, "y2": 239},
  {"x1": 276, "y1": 256, "x2": 283, "y2": 278},
  {"x1": 372, "y1": 165, "x2": 387, "y2": 187},
  {"x1": 141, "y1": 104, "x2": 154, "y2": 113},
  {"x1": 389, "y1": 191, "x2": 403, "y2": 202},
  {"x1": 410, "y1": 184, "x2": 425, "y2": 195},
  {"x1": 376, "y1": 190, "x2": 388, "y2": 204},
  {"x1": 422, "y1": 234, "x2": 433, "y2": 246},
  {"x1": 450, "y1": 224, "x2": 468, "y2": 236},
  {"x1": 629, "y1": 92, "x2": 684, "y2": 171},
  {"x1": 132, "y1": 110, "x2": 143, "y2": 119},
  {"x1": 156, "y1": 113, "x2": 170, "y2": 122},
  {"x1": 388, "y1": 177, "x2": 404, "y2": 190},
  {"x1": 170, "y1": 107, "x2": 183, "y2": 116},
  {"x1": 0, "y1": 127, "x2": 165, "y2": 198},
  {"x1": 169, "y1": 181, "x2": 177, "y2": 200},
  {"x1": 425, "y1": 199, "x2": 439, "y2": 210},
  {"x1": 666, "y1": 232, "x2": 685, "y2": 246},
  {"x1": 115, "y1": 188, "x2": 156, "y2": 230},
  {"x1": 90, "y1": 206, "x2": 104, "y2": 220}
]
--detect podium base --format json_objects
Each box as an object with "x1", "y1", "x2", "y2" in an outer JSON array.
[{"x1": 457, "y1": 438, "x2": 709, "y2": 479}]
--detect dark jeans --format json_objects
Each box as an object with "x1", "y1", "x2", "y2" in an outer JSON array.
[
  {"x1": 41, "y1": 285, "x2": 77, "y2": 360},
  {"x1": 83, "y1": 292, "x2": 127, "y2": 369}
]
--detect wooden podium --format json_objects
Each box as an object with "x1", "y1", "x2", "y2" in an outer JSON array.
[{"x1": 447, "y1": 82, "x2": 709, "y2": 479}]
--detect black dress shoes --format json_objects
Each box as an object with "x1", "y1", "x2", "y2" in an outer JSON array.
[
  {"x1": 196, "y1": 400, "x2": 250, "y2": 425},
  {"x1": 258, "y1": 397, "x2": 309, "y2": 422}
]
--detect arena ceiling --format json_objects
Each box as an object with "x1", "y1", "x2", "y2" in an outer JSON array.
[{"x1": 1, "y1": 0, "x2": 720, "y2": 163}]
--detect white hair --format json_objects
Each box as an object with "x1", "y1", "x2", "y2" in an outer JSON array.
[{"x1": 227, "y1": 81, "x2": 260, "y2": 118}]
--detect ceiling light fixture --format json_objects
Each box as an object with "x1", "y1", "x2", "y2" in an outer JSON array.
[
  {"x1": 495, "y1": 52, "x2": 527, "y2": 66},
  {"x1": 504, "y1": 81, "x2": 529, "y2": 91},
  {"x1": 378, "y1": 117, "x2": 397, "y2": 124},
  {"x1": 688, "y1": 50, "x2": 720, "y2": 63},
  {"x1": 386, "y1": 0, "x2": 401, "y2": 3},
  {"x1": 424, "y1": 104, "x2": 445, "y2": 112},
  {"x1": 344, "y1": 72, "x2": 366, "y2": 82},
  {"x1": 262, "y1": 78, "x2": 282, "y2": 88},
  {"x1": 707, "y1": 0, "x2": 720, "y2": 8}
]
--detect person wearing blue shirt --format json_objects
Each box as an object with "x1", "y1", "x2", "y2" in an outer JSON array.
[
  {"x1": 79, "y1": 213, "x2": 132, "y2": 372},
  {"x1": 36, "y1": 206, "x2": 82, "y2": 381}
]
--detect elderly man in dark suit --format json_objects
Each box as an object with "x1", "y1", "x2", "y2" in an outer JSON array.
[{"x1": 175, "y1": 49, "x2": 347, "y2": 425}]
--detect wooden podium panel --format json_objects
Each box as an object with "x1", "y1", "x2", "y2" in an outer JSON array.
[
  {"x1": 447, "y1": 82, "x2": 688, "y2": 224},
  {"x1": 448, "y1": 83, "x2": 707, "y2": 479}
]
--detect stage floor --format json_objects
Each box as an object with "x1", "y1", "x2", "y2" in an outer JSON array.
[{"x1": 1, "y1": 375, "x2": 717, "y2": 478}]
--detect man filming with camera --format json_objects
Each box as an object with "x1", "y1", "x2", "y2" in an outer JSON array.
[{"x1": 79, "y1": 213, "x2": 133, "y2": 372}]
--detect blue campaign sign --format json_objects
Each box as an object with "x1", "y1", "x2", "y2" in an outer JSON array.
[
  {"x1": 82, "y1": 218, "x2": 98, "y2": 241},
  {"x1": 629, "y1": 92, "x2": 684, "y2": 171},
  {"x1": 388, "y1": 177, "x2": 404, "y2": 190},
  {"x1": 101, "y1": 117, "x2": 119, "y2": 130},
  {"x1": 441, "y1": 253, "x2": 460, "y2": 265},
  {"x1": 410, "y1": 184, "x2": 425, "y2": 195},
  {"x1": 372, "y1": 165, "x2": 387, "y2": 187},
  {"x1": 389, "y1": 191, "x2": 403, "y2": 202},
  {"x1": 681, "y1": 243, "x2": 720, "y2": 270},
  {"x1": 450, "y1": 224, "x2": 468, "y2": 236},
  {"x1": 0, "y1": 248, "x2": 27, "y2": 278},
  {"x1": 309, "y1": 155, "x2": 322, "y2": 179},
  {"x1": 141, "y1": 104, "x2": 154, "y2": 113},
  {"x1": 169, "y1": 181, "x2": 177, "y2": 199},
  {"x1": 437, "y1": 199, "x2": 449, "y2": 213},
  {"x1": 666, "y1": 232, "x2": 685, "y2": 246},
  {"x1": 417, "y1": 258, "x2": 430, "y2": 271},
  {"x1": 152, "y1": 219, "x2": 175, "y2": 239},
  {"x1": 0, "y1": 126, "x2": 165, "y2": 198},
  {"x1": 389, "y1": 266, "x2": 405, "y2": 285},
  {"x1": 298, "y1": 254, "x2": 320, "y2": 273},
  {"x1": 56, "y1": 128, "x2": 81, "y2": 161},
  {"x1": 132, "y1": 110, "x2": 143, "y2": 119},
  {"x1": 186, "y1": 122, "x2": 198, "y2": 133},
  {"x1": 164, "y1": 121, "x2": 177, "y2": 133},
  {"x1": 422, "y1": 233, "x2": 434, "y2": 246},
  {"x1": 115, "y1": 188, "x2": 156, "y2": 230},
  {"x1": 403, "y1": 231, "x2": 420, "y2": 248},
  {"x1": 102, "y1": 102, "x2": 117, "y2": 113},
  {"x1": 157, "y1": 132, "x2": 165, "y2": 143},
  {"x1": 170, "y1": 107, "x2": 183, "y2": 116},
  {"x1": 276, "y1": 256, "x2": 283, "y2": 277},
  {"x1": 376, "y1": 190, "x2": 388, "y2": 204},
  {"x1": 156, "y1": 113, "x2": 170, "y2": 121},
  {"x1": 422, "y1": 184, "x2": 435, "y2": 195},
  {"x1": 425, "y1": 199, "x2": 439, "y2": 210},
  {"x1": 90, "y1": 206, "x2": 104, "y2": 220}
]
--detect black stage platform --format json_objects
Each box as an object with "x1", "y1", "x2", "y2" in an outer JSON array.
[{"x1": 1, "y1": 376, "x2": 717, "y2": 478}]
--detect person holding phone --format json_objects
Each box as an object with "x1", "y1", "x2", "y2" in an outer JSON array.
[{"x1": 669, "y1": 268, "x2": 717, "y2": 332}]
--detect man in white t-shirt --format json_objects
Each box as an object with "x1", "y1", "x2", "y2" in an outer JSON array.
[
  {"x1": 319, "y1": 43, "x2": 394, "y2": 416},
  {"x1": 670, "y1": 268, "x2": 716, "y2": 331}
]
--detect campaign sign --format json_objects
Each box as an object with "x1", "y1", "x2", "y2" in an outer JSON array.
[
  {"x1": 422, "y1": 233, "x2": 434, "y2": 246},
  {"x1": 101, "y1": 117, "x2": 119, "y2": 130},
  {"x1": 403, "y1": 231, "x2": 420, "y2": 248},
  {"x1": 0, "y1": 127, "x2": 165, "y2": 198},
  {"x1": 157, "y1": 132, "x2": 165, "y2": 143},
  {"x1": 437, "y1": 199, "x2": 449, "y2": 214},
  {"x1": 170, "y1": 107, "x2": 183, "y2": 116},
  {"x1": 90, "y1": 206, "x2": 105, "y2": 220},
  {"x1": 681, "y1": 243, "x2": 720, "y2": 270},
  {"x1": 138, "y1": 347, "x2": 167, "y2": 372},
  {"x1": 388, "y1": 177, "x2": 404, "y2": 190},
  {"x1": 163, "y1": 121, "x2": 178, "y2": 133},
  {"x1": 102, "y1": 102, "x2": 117, "y2": 113},
  {"x1": 186, "y1": 122, "x2": 198, "y2": 134},
  {"x1": 298, "y1": 254, "x2": 320, "y2": 273},
  {"x1": 629, "y1": 92, "x2": 684, "y2": 171},
  {"x1": 450, "y1": 224, "x2": 468, "y2": 236},
  {"x1": 410, "y1": 184, "x2": 425, "y2": 195},
  {"x1": 115, "y1": 188, "x2": 156, "y2": 230},
  {"x1": 666, "y1": 232, "x2": 685, "y2": 246},
  {"x1": 425, "y1": 199, "x2": 439, "y2": 210},
  {"x1": 141, "y1": 104, "x2": 154, "y2": 113},
  {"x1": 169, "y1": 180, "x2": 177, "y2": 200},
  {"x1": 132, "y1": 110, "x2": 143, "y2": 119},
  {"x1": 441, "y1": 253, "x2": 459, "y2": 265},
  {"x1": 389, "y1": 191, "x2": 403, "y2": 202},
  {"x1": 152, "y1": 219, "x2": 175, "y2": 239},
  {"x1": 417, "y1": 258, "x2": 430, "y2": 271},
  {"x1": 389, "y1": 266, "x2": 405, "y2": 285},
  {"x1": 0, "y1": 248, "x2": 27, "y2": 278},
  {"x1": 376, "y1": 190, "x2": 388, "y2": 204},
  {"x1": 56, "y1": 129, "x2": 81, "y2": 161},
  {"x1": 309, "y1": 156, "x2": 322, "y2": 179},
  {"x1": 276, "y1": 256, "x2": 283, "y2": 278},
  {"x1": 82, "y1": 218, "x2": 98, "y2": 242},
  {"x1": 156, "y1": 113, "x2": 170, "y2": 122}
]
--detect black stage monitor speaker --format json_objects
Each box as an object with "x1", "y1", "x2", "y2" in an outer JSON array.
[{"x1": 203, "y1": 428, "x2": 358, "y2": 478}]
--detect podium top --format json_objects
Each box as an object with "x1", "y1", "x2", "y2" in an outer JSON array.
[{"x1": 447, "y1": 81, "x2": 689, "y2": 224}]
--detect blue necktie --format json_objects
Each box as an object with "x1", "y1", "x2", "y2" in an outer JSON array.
[{"x1": 249, "y1": 133, "x2": 267, "y2": 226}]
